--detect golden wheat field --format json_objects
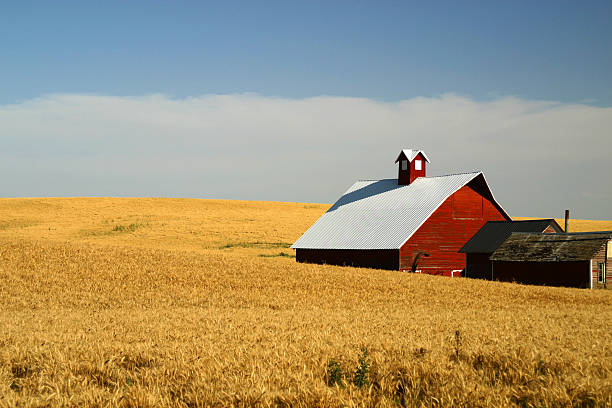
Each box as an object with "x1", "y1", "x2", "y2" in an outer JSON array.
[{"x1": 1, "y1": 198, "x2": 611, "y2": 407}]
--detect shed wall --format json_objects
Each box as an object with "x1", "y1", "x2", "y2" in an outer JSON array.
[
  {"x1": 608, "y1": 241, "x2": 611, "y2": 286},
  {"x1": 491, "y1": 260, "x2": 590, "y2": 288},
  {"x1": 592, "y1": 242, "x2": 609, "y2": 288},
  {"x1": 296, "y1": 248, "x2": 399, "y2": 270},
  {"x1": 399, "y1": 184, "x2": 508, "y2": 276},
  {"x1": 465, "y1": 253, "x2": 492, "y2": 279}
]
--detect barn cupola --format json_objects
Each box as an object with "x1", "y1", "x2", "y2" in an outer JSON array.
[{"x1": 395, "y1": 149, "x2": 430, "y2": 185}]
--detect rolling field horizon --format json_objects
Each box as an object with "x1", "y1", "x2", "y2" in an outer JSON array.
[{"x1": 1, "y1": 198, "x2": 611, "y2": 407}]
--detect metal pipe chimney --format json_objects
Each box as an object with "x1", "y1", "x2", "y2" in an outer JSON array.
[{"x1": 564, "y1": 209, "x2": 570, "y2": 233}]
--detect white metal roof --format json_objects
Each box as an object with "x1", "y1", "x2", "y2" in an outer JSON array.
[
  {"x1": 394, "y1": 149, "x2": 431, "y2": 163},
  {"x1": 292, "y1": 172, "x2": 509, "y2": 250}
]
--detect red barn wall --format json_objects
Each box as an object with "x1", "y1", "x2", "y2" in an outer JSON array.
[{"x1": 399, "y1": 183, "x2": 508, "y2": 276}]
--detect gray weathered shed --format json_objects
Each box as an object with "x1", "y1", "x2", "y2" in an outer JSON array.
[{"x1": 489, "y1": 232, "x2": 611, "y2": 288}]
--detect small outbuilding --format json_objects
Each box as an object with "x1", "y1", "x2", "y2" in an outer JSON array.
[
  {"x1": 459, "y1": 219, "x2": 563, "y2": 280},
  {"x1": 489, "y1": 232, "x2": 611, "y2": 288},
  {"x1": 292, "y1": 149, "x2": 511, "y2": 275}
]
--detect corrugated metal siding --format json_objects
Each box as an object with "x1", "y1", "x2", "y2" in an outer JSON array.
[{"x1": 292, "y1": 172, "x2": 488, "y2": 250}]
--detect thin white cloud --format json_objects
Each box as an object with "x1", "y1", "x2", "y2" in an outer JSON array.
[{"x1": 1, "y1": 93, "x2": 611, "y2": 219}]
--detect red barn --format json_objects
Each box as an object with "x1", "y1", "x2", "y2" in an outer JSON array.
[{"x1": 292, "y1": 149, "x2": 511, "y2": 276}]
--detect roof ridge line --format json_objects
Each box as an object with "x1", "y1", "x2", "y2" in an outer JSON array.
[
  {"x1": 427, "y1": 171, "x2": 482, "y2": 178},
  {"x1": 488, "y1": 219, "x2": 555, "y2": 223},
  {"x1": 562, "y1": 231, "x2": 612, "y2": 235},
  {"x1": 510, "y1": 232, "x2": 610, "y2": 240},
  {"x1": 511, "y1": 231, "x2": 612, "y2": 234},
  {"x1": 356, "y1": 172, "x2": 482, "y2": 182}
]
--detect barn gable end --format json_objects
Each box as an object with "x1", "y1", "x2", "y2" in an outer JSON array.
[{"x1": 399, "y1": 178, "x2": 509, "y2": 275}]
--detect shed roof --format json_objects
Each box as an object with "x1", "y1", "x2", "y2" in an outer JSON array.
[
  {"x1": 292, "y1": 172, "x2": 510, "y2": 250},
  {"x1": 459, "y1": 219, "x2": 563, "y2": 254},
  {"x1": 490, "y1": 232, "x2": 612, "y2": 262},
  {"x1": 395, "y1": 149, "x2": 431, "y2": 163}
]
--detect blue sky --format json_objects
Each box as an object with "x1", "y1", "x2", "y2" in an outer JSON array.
[
  {"x1": 2, "y1": 1, "x2": 611, "y2": 105},
  {"x1": 1, "y1": 2, "x2": 612, "y2": 219}
]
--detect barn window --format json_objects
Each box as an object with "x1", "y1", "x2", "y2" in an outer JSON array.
[
  {"x1": 415, "y1": 160, "x2": 422, "y2": 170},
  {"x1": 598, "y1": 262, "x2": 605, "y2": 283},
  {"x1": 401, "y1": 160, "x2": 408, "y2": 170}
]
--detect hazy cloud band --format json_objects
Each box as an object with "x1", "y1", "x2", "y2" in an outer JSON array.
[{"x1": 1, "y1": 93, "x2": 611, "y2": 219}]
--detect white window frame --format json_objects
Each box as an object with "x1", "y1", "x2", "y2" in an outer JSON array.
[
  {"x1": 598, "y1": 262, "x2": 606, "y2": 283},
  {"x1": 415, "y1": 160, "x2": 422, "y2": 170}
]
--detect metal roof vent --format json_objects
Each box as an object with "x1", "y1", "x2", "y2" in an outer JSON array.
[{"x1": 395, "y1": 149, "x2": 430, "y2": 185}]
